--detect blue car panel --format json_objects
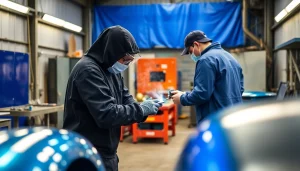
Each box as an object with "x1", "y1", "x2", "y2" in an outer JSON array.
[
  {"x1": 0, "y1": 127, "x2": 105, "y2": 171},
  {"x1": 176, "y1": 99, "x2": 300, "y2": 171}
]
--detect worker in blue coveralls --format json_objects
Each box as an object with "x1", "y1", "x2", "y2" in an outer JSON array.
[{"x1": 171, "y1": 30, "x2": 244, "y2": 125}]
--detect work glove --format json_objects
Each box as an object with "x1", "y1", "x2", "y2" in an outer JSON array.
[{"x1": 140, "y1": 99, "x2": 163, "y2": 116}]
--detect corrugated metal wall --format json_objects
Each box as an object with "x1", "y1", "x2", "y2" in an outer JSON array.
[
  {"x1": 99, "y1": 0, "x2": 225, "y2": 5},
  {"x1": 38, "y1": 0, "x2": 82, "y2": 26},
  {"x1": 37, "y1": 0, "x2": 83, "y2": 102},
  {"x1": 0, "y1": 0, "x2": 84, "y2": 102},
  {"x1": 0, "y1": 0, "x2": 28, "y2": 53},
  {"x1": 38, "y1": 0, "x2": 83, "y2": 53},
  {"x1": 274, "y1": 13, "x2": 300, "y2": 47},
  {"x1": 274, "y1": 50, "x2": 287, "y2": 87},
  {"x1": 11, "y1": 0, "x2": 28, "y2": 5},
  {"x1": 273, "y1": 0, "x2": 299, "y2": 87},
  {"x1": 0, "y1": 0, "x2": 83, "y2": 56}
]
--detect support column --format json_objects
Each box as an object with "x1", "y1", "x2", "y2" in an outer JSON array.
[
  {"x1": 83, "y1": 0, "x2": 93, "y2": 52},
  {"x1": 28, "y1": 0, "x2": 39, "y2": 100},
  {"x1": 265, "y1": 0, "x2": 274, "y2": 90}
]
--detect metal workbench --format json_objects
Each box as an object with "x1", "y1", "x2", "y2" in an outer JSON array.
[{"x1": 0, "y1": 105, "x2": 64, "y2": 128}]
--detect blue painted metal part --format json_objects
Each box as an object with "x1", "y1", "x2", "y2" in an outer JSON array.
[
  {"x1": 242, "y1": 91, "x2": 276, "y2": 98},
  {"x1": 0, "y1": 50, "x2": 29, "y2": 127},
  {"x1": 0, "y1": 51, "x2": 15, "y2": 108},
  {"x1": 0, "y1": 51, "x2": 29, "y2": 108},
  {"x1": 175, "y1": 111, "x2": 237, "y2": 171},
  {"x1": 0, "y1": 127, "x2": 105, "y2": 171},
  {"x1": 176, "y1": 99, "x2": 300, "y2": 171},
  {"x1": 13, "y1": 52, "x2": 29, "y2": 106},
  {"x1": 242, "y1": 91, "x2": 276, "y2": 102}
]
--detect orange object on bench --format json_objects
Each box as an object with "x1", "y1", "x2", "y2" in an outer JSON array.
[{"x1": 132, "y1": 103, "x2": 176, "y2": 144}]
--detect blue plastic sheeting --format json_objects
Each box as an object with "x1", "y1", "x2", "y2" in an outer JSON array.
[{"x1": 93, "y1": 2, "x2": 244, "y2": 49}]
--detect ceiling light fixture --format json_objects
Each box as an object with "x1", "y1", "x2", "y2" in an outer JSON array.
[
  {"x1": 42, "y1": 14, "x2": 82, "y2": 32},
  {"x1": 275, "y1": 0, "x2": 300, "y2": 22},
  {"x1": 0, "y1": 0, "x2": 29, "y2": 14}
]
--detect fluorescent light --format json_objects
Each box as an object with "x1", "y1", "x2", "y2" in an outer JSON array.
[
  {"x1": 275, "y1": 0, "x2": 300, "y2": 22},
  {"x1": 285, "y1": 0, "x2": 300, "y2": 12},
  {"x1": 42, "y1": 14, "x2": 65, "y2": 26},
  {"x1": 275, "y1": 9, "x2": 288, "y2": 22},
  {"x1": 42, "y1": 14, "x2": 82, "y2": 32},
  {"x1": 63, "y1": 22, "x2": 82, "y2": 32},
  {"x1": 0, "y1": 0, "x2": 29, "y2": 14}
]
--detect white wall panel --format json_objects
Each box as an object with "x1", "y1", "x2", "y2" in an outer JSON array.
[
  {"x1": 273, "y1": 50, "x2": 287, "y2": 88},
  {"x1": 274, "y1": 12, "x2": 300, "y2": 47},
  {"x1": 0, "y1": 10, "x2": 28, "y2": 53},
  {"x1": 38, "y1": 23, "x2": 83, "y2": 51},
  {"x1": 274, "y1": 0, "x2": 300, "y2": 89},
  {"x1": 38, "y1": 48, "x2": 66, "y2": 102},
  {"x1": 36, "y1": 0, "x2": 84, "y2": 102},
  {"x1": 232, "y1": 51, "x2": 266, "y2": 91}
]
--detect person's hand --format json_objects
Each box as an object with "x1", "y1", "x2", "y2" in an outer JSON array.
[
  {"x1": 171, "y1": 90, "x2": 185, "y2": 105},
  {"x1": 140, "y1": 99, "x2": 163, "y2": 116}
]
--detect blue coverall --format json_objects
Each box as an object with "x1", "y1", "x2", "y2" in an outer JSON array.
[{"x1": 180, "y1": 42, "x2": 244, "y2": 124}]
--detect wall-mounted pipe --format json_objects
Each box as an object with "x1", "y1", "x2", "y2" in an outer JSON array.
[{"x1": 242, "y1": 0, "x2": 263, "y2": 48}]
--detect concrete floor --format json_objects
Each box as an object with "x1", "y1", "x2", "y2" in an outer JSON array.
[{"x1": 118, "y1": 119, "x2": 195, "y2": 171}]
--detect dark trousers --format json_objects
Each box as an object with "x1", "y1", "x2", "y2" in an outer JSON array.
[{"x1": 102, "y1": 154, "x2": 119, "y2": 171}]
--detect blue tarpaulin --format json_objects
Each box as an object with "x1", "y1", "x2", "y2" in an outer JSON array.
[{"x1": 93, "y1": 2, "x2": 244, "y2": 49}]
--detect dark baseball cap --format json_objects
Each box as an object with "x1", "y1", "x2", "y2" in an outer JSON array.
[{"x1": 181, "y1": 31, "x2": 212, "y2": 56}]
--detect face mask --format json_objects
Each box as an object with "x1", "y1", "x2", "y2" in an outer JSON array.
[
  {"x1": 108, "y1": 61, "x2": 128, "y2": 74},
  {"x1": 190, "y1": 46, "x2": 201, "y2": 62}
]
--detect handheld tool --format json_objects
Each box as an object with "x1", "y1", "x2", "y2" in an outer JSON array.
[{"x1": 168, "y1": 90, "x2": 174, "y2": 99}]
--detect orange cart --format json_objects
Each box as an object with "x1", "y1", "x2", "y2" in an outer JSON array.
[
  {"x1": 120, "y1": 125, "x2": 132, "y2": 142},
  {"x1": 132, "y1": 103, "x2": 176, "y2": 144}
]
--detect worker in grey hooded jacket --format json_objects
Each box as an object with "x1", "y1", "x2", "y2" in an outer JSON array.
[{"x1": 63, "y1": 25, "x2": 162, "y2": 171}]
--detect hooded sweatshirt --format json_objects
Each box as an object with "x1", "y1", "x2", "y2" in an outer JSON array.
[{"x1": 63, "y1": 26, "x2": 145, "y2": 158}]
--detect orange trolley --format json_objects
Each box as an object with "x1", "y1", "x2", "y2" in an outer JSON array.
[
  {"x1": 120, "y1": 125, "x2": 132, "y2": 142},
  {"x1": 132, "y1": 103, "x2": 176, "y2": 144}
]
